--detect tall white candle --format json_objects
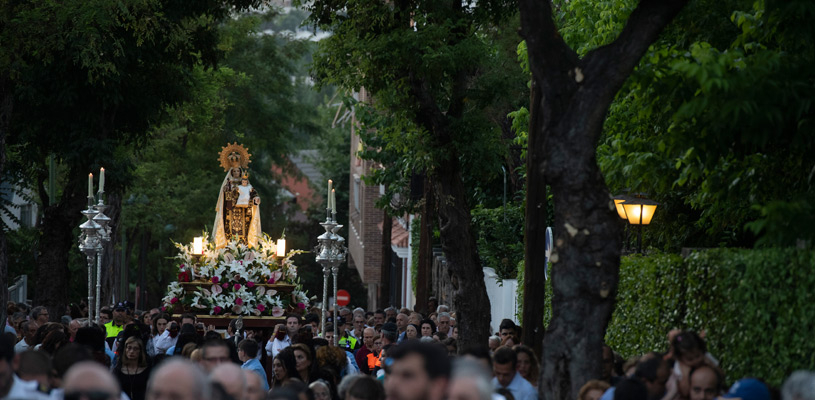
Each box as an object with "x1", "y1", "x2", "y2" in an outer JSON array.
[
  {"x1": 331, "y1": 189, "x2": 336, "y2": 213},
  {"x1": 88, "y1": 173, "x2": 93, "y2": 198},
  {"x1": 99, "y1": 167, "x2": 105, "y2": 193},
  {"x1": 328, "y1": 179, "x2": 333, "y2": 209}
]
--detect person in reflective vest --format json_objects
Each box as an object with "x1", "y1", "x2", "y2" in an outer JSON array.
[{"x1": 367, "y1": 335, "x2": 383, "y2": 372}]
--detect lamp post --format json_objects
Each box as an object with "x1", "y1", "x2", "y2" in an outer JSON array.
[
  {"x1": 619, "y1": 197, "x2": 658, "y2": 254},
  {"x1": 315, "y1": 183, "x2": 346, "y2": 346},
  {"x1": 78, "y1": 173, "x2": 112, "y2": 325}
]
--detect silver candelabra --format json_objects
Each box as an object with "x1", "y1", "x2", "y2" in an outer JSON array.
[
  {"x1": 78, "y1": 190, "x2": 111, "y2": 325},
  {"x1": 315, "y1": 207, "x2": 347, "y2": 346}
]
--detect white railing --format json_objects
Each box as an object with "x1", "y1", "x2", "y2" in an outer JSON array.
[{"x1": 8, "y1": 275, "x2": 27, "y2": 304}]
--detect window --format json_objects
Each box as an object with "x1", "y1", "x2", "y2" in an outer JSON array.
[
  {"x1": 20, "y1": 204, "x2": 33, "y2": 228},
  {"x1": 354, "y1": 175, "x2": 361, "y2": 211}
]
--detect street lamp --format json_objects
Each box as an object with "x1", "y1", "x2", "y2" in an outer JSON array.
[{"x1": 621, "y1": 197, "x2": 658, "y2": 254}]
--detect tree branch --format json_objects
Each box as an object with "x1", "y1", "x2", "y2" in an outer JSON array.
[
  {"x1": 518, "y1": 0, "x2": 579, "y2": 84},
  {"x1": 582, "y1": 0, "x2": 688, "y2": 95}
]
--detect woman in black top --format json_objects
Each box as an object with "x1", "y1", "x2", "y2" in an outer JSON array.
[{"x1": 114, "y1": 336, "x2": 152, "y2": 400}]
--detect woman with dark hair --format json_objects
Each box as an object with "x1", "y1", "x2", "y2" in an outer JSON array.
[
  {"x1": 114, "y1": 336, "x2": 152, "y2": 400},
  {"x1": 271, "y1": 346, "x2": 299, "y2": 389},
  {"x1": 292, "y1": 343, "x2": 317, "y2": 384},
  {"x1": 41, "y1": 330, "x2": 70, "y2": 355},
  {"x1": 151, "y1": 313, "x2": 170, "y2": 338},
  {"x1": 420, "y1": 319, "x2": 436, "y2": 338},
  {"x1": 171, "y1": 323, "x2": 202, "y2": 356}
]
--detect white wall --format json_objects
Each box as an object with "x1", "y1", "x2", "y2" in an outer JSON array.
[{"x1": 483, "y1": 267, "x2": 518, "y2": 334}]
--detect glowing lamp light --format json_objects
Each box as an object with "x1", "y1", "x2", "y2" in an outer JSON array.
[
  {"x1": 613, "y1": 194, "x2": 636, "y2": 220},
  {"x1": 622, "y1": 199, "x2": 659, "y2": 225},
  {"x1": 193, "y1": 237, "x2": 204, "y2": 255},
  {"x1": 276, "y1": 238, "x2": 286, "y2": 257},
  {"x1": 614, "y1": 199, "x2": 627, "y2": 219}
]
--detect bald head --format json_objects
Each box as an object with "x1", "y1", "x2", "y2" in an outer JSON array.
[
  {"x1": 689, "y1": 365, "x2": 720, "y2": 400},
  {"x1": 210, "y1": 363, "x2": 246, "y2": 400},
  {"x1": 243, "y1": 369, "x2": 264, "y2": 400},
  {"x1": 147, "y1": 358, "x2": 210, "y2": 400},
  {"x1": 63, "y1": 362, "x2": 120, "y2": 400}
]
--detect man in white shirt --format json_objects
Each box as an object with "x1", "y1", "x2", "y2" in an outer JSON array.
[
  {"x1": 14, "y1": 321, "x2": 38, "y2": 353},
  {"x1": 265, "y1": 314, "x2": 300, "y2": 358},
  {"x1": 492, "y1": 346, "x2": 538, "y2": 400}
]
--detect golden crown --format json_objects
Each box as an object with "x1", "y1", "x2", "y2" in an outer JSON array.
[{"x1": 218, "y1": 143, "x2": 251, "y2": 171}]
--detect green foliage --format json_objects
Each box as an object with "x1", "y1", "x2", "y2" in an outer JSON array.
[
  {"x1": 594, "y1": 0, "x2": 815, "y2": 249},
  {"x1": 606, "y1": 248, "x2": 815, "y2": 387},
  {"x1": 605, "y1": 253, "x2": 686, "y2": 357},
  {"x1": 306, "y1": 0, "x2": 528, "y2": 213},
  {"x1": 471, "y1": 203, "x2": 525, "y2": 279}
]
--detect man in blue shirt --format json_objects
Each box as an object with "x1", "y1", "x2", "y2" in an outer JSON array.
[
  {"x1": 238, "y1": 338, "x2": 268, "y2": 391},
  {"x1": 492, "y1": 346, "x2": 538, "y2": 400}
]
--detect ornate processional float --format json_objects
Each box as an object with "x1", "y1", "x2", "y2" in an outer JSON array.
[{"x1": 161, "y1": 143, "x2": 311, "y2": 327}]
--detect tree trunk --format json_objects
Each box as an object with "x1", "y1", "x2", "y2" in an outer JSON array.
[
  {"x1": 432, "y1": 147, "x2": 490, "y2": 352},
  {"x1": 522, "y1": 81, "x2": 547, "y2": 357},
  {"x1": 101, "y1": 193, "x2": 122, "y2": 306},
  {"x1": 0, "y1": 77, "x2": 10, "y2": 330},
  {"x1": 138, "y1": 230, "x2": 150, "y2": 308},
  {"x1": 379, "y1": 209, "x2": 392, "y2": 308},
  {"x1": 519, "y1": 1, "x2": 688, "y2": 398},
  {"x1": 35, "y1": 173, "x2": 87, "y2": 321},
  {"x1": 415, "y1": 175, "x2": 434, "y2": 316}
]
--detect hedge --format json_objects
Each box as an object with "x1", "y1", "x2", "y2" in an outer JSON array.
[{"x1": 605, "y1": 248, "x2": 815, "y2": 387}]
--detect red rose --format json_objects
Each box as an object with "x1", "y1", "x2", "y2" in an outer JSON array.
[
  {"x1": 234, "y1": 284, "x2": 242, "y2": 291},
  {"x1": 170, "y1": 297, "x2": 179, "y2": 304},
  {"x1": 297, "y1": 302, "x2": 306, "y2": 309},
  {"x1": 213, "y1": 306, "x2": 223, "y2": 314},
  {"x1": 246, "y1": 281, "x2": 255, "y2": 288},
  {"x1": 235, "y1": 298, "x2": 243, "y2": 305},
  {"x1": 222, "y1": 283, "x2": 230, "y2": 289},
  {"x1": 256, "y1": 304, "x2": 265, "y2": 312},
  {"x1": 212, "y1": 276, "x2": 219, "y2": 284}
]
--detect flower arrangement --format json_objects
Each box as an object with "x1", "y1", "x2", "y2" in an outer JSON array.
[{"x1": 162, "y1": 233, "x2": 311, "y2": 316}]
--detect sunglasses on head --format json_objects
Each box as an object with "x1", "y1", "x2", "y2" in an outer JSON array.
[{"x1": 64, "y1": 390, "x2": 116, "y2": 400}]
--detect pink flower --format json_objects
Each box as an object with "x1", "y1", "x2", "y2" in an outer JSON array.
[
  {"x1": 271, "y1": 306, "x2": 284, "y2": 317},
  {"x1": 211, "y1": 285, "x2": 223, "y2": 295},
  {"x1": 244, "y1": 252, "x2": 256, "y2": 262},
  {"x1": 161, "y1": 306, "x2": 166, "y2": 312},
  {"x1": 222, "y1": 283, "x2": 230, "y2": 289},
  {"x1": 268, "y1": 276, "x2": 276, "y2": 284},
  {"x1": 297, "y1": 302, "x2": 306, "y2": 309},
  {"x1": 211, "y1": 276, "x2": 219, "y2": 284},
  {"x1": 170, "y1": 297, "x2": 179, "y2": 304},
  {"x1": 269, "y1": 270, "x2": 283, "y2": 284},
  {"x1": 235, "y1": 298, "x2": 243, "y2": 305},
  {"x1": 233, "y1": 284, "x2": 242, "y2": 291},
  {"x1": 256, "y1": 304, "x2": 266, "y2": 312},
  {"x1": 213, "y1": 306, "x2": 223, "y2": 314},
  {"x1": 246, "y1": 281, "x2": 255, "y2": 288}
]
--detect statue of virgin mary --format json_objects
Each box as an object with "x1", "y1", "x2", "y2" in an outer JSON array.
[{"x1": 213, "y1": 143, "x2": 261, "y2": 248}]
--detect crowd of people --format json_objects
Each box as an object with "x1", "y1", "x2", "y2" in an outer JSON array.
[{"x1": 1, "y1": 300, "x2": 814, "y2": 400}]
